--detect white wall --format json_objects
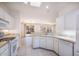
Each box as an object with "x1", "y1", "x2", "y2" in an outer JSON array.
[
  {"x1": 58, "y1": 3, "x2": 79, "y2": 17},
  {"x1": 56, "y1": 3, "x2": 79, "y2": 33},
  {"x1": 20, "y1": 10, "x2": 56, "y2": 25}
]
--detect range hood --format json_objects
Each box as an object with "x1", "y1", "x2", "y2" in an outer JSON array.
[{"x1": 0, "y1": 18, "x2": 9, "y2": 27}]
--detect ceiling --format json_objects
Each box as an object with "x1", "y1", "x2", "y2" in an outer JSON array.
[{"x1": 2, "y1": 2, "x2": 79, "y2": 24}]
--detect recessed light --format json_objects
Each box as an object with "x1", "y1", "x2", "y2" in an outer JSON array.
[
  {"x1": 30, "y1": 2, "x2": 42, "y2": 7},
  {"x1": 24, "y1": 2, "x2": 28, "y2": 4},
  {"x1": 46, "y1": 6, "x2": 49, "y2": 9}
]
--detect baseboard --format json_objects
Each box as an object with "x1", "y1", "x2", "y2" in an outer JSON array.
[{"x1": 33, "y1": 47, "x2": 59, "y2": 56}]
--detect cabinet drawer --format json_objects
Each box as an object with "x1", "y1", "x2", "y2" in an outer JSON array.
[{"x1": 0, "y1": 43, "x2": 8, "y2": 54}]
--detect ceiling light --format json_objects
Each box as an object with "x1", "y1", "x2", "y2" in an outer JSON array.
[
  {"x1": 24, "y1": 2, "x2": 28, "y2": 4},
  {"x1": 30, "y1": 2, "x2": 42, "y2": 7},
  {"x1": 46, "y1": 6, "x2": 48, "y2": 9},
  {"x1": 24, "y1": 2, "x2": 42, "y2": 7}
]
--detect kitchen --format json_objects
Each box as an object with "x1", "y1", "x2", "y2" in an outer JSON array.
[{"x1": 0, "y1": 2, "x2": 79, "y2": 56}]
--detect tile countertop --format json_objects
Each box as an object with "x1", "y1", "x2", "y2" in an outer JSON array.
[{"x1": 53, "y1": 35, "x2": 76, "y2": 43}]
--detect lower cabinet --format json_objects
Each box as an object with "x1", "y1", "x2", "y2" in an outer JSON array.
[
  {"x1": 33, "y1": 36, "x2": 40, "y2": 48},
  {"x1": 59, "y1": 39, "x2": 73, "y2": 56},
  {"x1": 25, "y1": 36, "x2": 32, "y2": 46},
  {"x1": 0, "y1": 49, "x2": 9, "y2": 56},
  {"x1": 33, "y1": 36, "x2": 54, "y2": 50},
  {"x1": 10, "y1": 38, "x2": 18, "y2": 56},
  {"x1": 0, "y1": 37, "x2": 18, "y2": 56},
  {"x1": 53, "y1": 38, "x2": 59, "y2": 54},
  {"x1": 0, "y1": 43, "x2": 9, "y2": 56},
  {"x1": 46, "y1": 37, "x2": 53, "y2": 50},
  {"x1": 32, "y1": 36, "x2": 74, "y2": 56},
  {"x1": 40, "y1": 37, "x2": 46, "y2": 48}
]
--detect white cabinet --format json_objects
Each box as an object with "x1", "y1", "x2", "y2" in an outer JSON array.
[
  {"x1": 59, "y1": 39, "x2": 73, "y2": 56},
  {"x1": 0, "y1": 49, "x2": 9, "y2": 56},
  {"x1": 11, "y1": 40, "x2": 17, "y2": 56},
  {"x1": 4, "y1": 13, "x2": 11, "y2": 28},
  {"x1": 64, "y1": 12, "x2": 76, "y2": 30},
  {"x1": 0, "y1": 7, "x2": 14, "y2": 29},
  {"x1": 0, "y1": 7, "x2": 9, "y2": 28},
  {"x1": 0, "y1": 37, "x2": 18, "y2": 56},
  {"x1": 56, "y1": 10, "x2": 77, "y2": 33},
  {"x1": 40, "y1": 37, "x2": 46, "y2": 48},
  {"x1": 33, "y1": 36, "x2": 40, "y2": 48},
  {"x1": 46, "y1": 37, "x2": 53, "y2": 50},
  {"x1": 33, "y1": 36, "x2": 54, "y2": 50},
  {"x1": 25, "y1": 36, "x2": 32, "y2": 46},
  {"x1": 0, "y1": 7, "x2": 5, "y2": 19},
  {"x1": 53, "y1": 38, "x2": 59, "y2": 54},
  {"x1": 56, "y1": 16, "x2": 64, "y2": 33},
  {"x1": 74, "y1": 16, "x2": 79, "y2": 56},
  {"x1": 0, "y1": 43, "x2": 9, "y2": 56}
]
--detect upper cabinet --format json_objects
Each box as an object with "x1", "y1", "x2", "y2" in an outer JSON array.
[
  {"x1": 0, "y1": 18, "x2": 9, "y2": 27},
  {"x1": 0, "y1": 7, "x2": 5, "y2": 19},
  {"x1": 56, "y1": 16, "x2": 64, "y2": 33},
  {"x1": 0, "y1": 7, "x2": 14, "y2": 29},
  {"x1": 64, "y1": 11, "x2": 76, "y2": 31},
  {"x1": 56, "y1": 10, "x2": 77, "y2": 33}
]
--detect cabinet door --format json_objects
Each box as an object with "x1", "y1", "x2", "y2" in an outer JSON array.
[
  {"x1": 53, "y1": 38, "x2": 59, "y2": 54},
  {"x1": 0, "y1": 43, "x2": 9, "y2": 56},
  {"x1": 0, "y1": 43, "x2": 9, "y2": 55},
  {"x1": 46, "y1": 37, "x2": 53, "y2": 50},
  {"x1": 25, "y1": 36, "x2": 32, "y2": 46},
  {"x1": 33, "y1": 36, "x2": 40, "y2": 48},
  {"x1": 0, "y1": 7, "x2": 8, "y2": 28},
  {"x1": 11, "y1": 43, "x2": 17, "y2": 56},
  {"x1": 56, "y1": 16, "x2": 64, "y2": 33},
  {"x1": 0, "y1": 49, "x2": 9, "y2": 56},
  {"x1": 64, "y1": 12, "x2": 76, "y2": 30},
  {"x1": 74, "y1": 15, "x2": 79, "y2": 55},
  {"x1": 40, "y1": 37, "x2": 46, "y2": 48},
  {"x1": 59, "y1": 39, "x2": 73, "y2": 56},
  {"x1": 0, "y1": 7, "x2": 4, "y2": 19}
]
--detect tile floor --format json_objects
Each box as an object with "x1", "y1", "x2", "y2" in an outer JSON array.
[{"x1": 17, "y1": 37, "x2": 57, "y2": 56}]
